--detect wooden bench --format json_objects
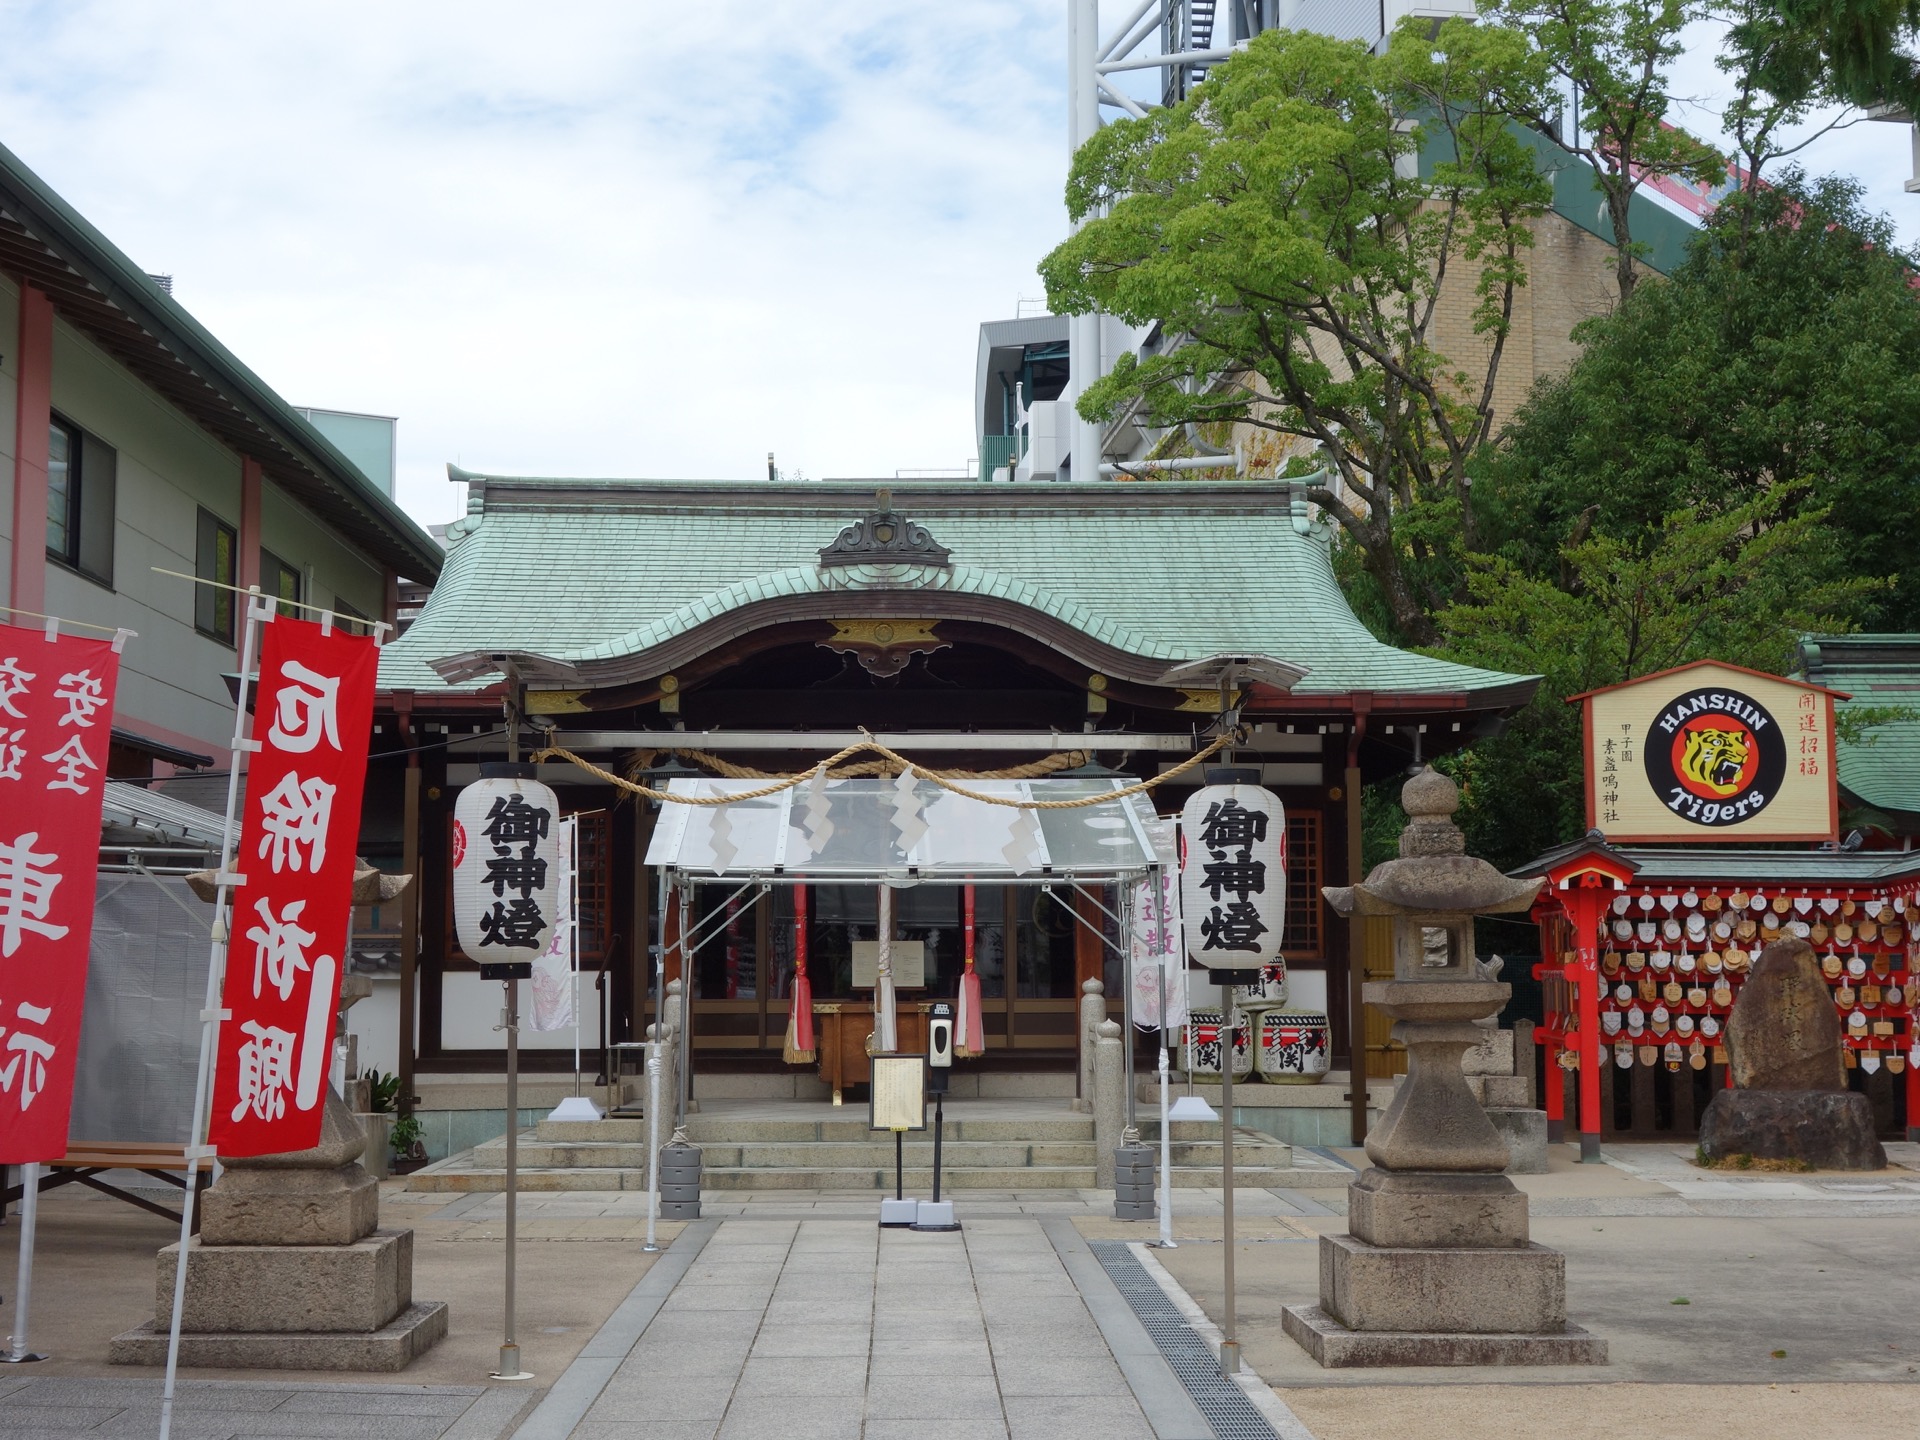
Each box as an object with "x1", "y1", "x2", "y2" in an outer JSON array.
[{"x1": 1, "y1": 1142, "x2": 214, "y2": 1232}]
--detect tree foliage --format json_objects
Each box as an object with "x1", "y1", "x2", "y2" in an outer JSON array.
[
  {"x1": 1039, "y1": 22, "x2": 1552, "y2": 644},
  {"x1": 1433, "y1": 488, "x2": 1885, "y2": 866},
  {"x1": 1479, "y1": 0, "x2": 1725, "y2": 299},
  {"x1": 1476, "y1": 172, "x2": 1920, "y2": 633}
]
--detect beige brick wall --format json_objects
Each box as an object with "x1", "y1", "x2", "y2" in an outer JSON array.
[{"x1": 1224, "y1": 210, "x2": 1637, "y2": 481}]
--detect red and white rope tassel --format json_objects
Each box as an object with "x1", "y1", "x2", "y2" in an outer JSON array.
[
  {"x1": 783, "y1": 886, "x2": 816, "y2": 1064},
  {"x1": 957, "y1": 883, "x2": 987, "y2": 1057}
]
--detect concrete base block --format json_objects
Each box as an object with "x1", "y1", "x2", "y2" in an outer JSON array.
[
  {"x1": 1488, "y1": 1107, "x2": 1549, "y2": 1175},
  {"x1": 1281, "y1": 1304, "x2": 1605, "y2": 1368},
  {"x1": 157, "y1": 1230, "x2": 413, "y2": 1334},
  {"x1": 1346, "y1": 1169, "x2": 1528, "y2": 1249},
  {"x1": 1320, "y1": 1232, "x2": 1567, "y2": 1334},
  {"x1": 911, "y1": 1200, "x2": 959, "y2": 1231},
  {"x1": 110, "y1": 1301, "x2": 448, "y2": 1372},
  {"x1": 879, "y1": 1198, "x2": 918, "y2": 1227},
  {"x1": 199, "y1": 1165, "x2": 379, "y2": 1247}
]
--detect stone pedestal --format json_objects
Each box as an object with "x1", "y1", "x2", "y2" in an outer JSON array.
[
  {"x1": 1287, "y1": 768, "x2": 1606, "y2": 1368},
  {"x1": 1698, "y1": 1089, "x2": 1886, "y2": 1170},
  {"x1": 1695, "y1": 938, "x2": 1886, "y2": 1171},
  {"x1": 110, "y1": 1090, "x2": 447, "y2": 1371}
]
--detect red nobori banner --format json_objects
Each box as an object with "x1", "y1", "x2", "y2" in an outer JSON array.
[
  {"x1": 209, "y1": 617, "x2": 376, "y2": 1157},
  {"x1": 0, "y1": 622, "x2": 121, "y2": 1163}
]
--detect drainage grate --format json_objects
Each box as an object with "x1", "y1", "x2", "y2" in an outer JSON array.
[{"x1": 1088, "y1": 1241, "x2": 1280, "y2": 1440}]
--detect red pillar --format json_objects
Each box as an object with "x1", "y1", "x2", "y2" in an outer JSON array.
[
  {"x1": 10, "y1": 282, "x2": 52, "y2": 613},
  {"x1": 238, "y1": 456, "x2": 263, "y2": 595}
]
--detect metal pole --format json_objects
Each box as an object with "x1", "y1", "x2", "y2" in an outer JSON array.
[
  {"x1": 4, "y1": 1165, "x2": 44, "y2": 1362},
  {"x1": 1346, "y1": 757, "x2": 1368, "y2": 1146},
  {"x1": 642, "y1": 1036, "x2": 663, "y2": 1252},
  {"x1": 931, "y1": 1093, "x2": 945, "y2": 1205},
  {"x1": 1219, "y1": 979, "x2": 1240, "y2": 1374},
  {"x1": 1121, "y1": 883, "x2": 1137, "y2": 1132},
  {"x1": 492, "y1": 678, "x2": 532, "y2": 1381},
  {"x1": 894, "y1": 1131, "x2": 904, "y2": 1202},
  {"x1": 1156, "y1": 1048, "x2": 1174, "y2": 1248},
  {"x1": 160, "y1": 588, "x2": 265, "y2": 1440},
  {"x1": 493, "y1": 975, "x2": 530, "y2": 1379}
]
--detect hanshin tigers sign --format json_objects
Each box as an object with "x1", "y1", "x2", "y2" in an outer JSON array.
[{"x1": 1575, "y1": 661, "x2": 1841, "y2": 843}]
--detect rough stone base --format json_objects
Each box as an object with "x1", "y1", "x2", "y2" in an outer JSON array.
[
  {"x1": 109, "y1": 1300, "x2": 448, "y2": 1372},
  {"x1": 1281, "y1": 1303, "x2": 1606, "y2": 1367},
  {"x1": 1347, "y1": 1169, "x2": 1528, "y2": 1249},
  {"x1": 1321, "y1": 1232, "x2": 1567, "y2": 1334},
  {"x1": 200, "y1": 1164, "x2": 379, "y2": 1247},
  {"x1": 1488, "y1": 1107, "x2": 1548, "y2": 1174},
  {"x1": 156, "y1": 1229, "x2": 413, "y2": 1333},
  {"x1": 1698, "y1": 1089, "x2": 1887, "y2": 1170}
]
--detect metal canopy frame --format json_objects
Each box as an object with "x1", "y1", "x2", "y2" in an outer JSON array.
[{"x1": 643, "y1": 777, "x2": 1173, "y2": 1128}]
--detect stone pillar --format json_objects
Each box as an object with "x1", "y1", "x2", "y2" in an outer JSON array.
[
  {"x1": 109, "y1": 1091, "x2": 446, "y2": 1370},
  {"x1": 1076, "y1": 978, "x2": 1104, "y2": 1113},
  {"x1": 1093, "y1": 1019, "x2": 1124, "y2": 1187},
  {"x1": 1282, "y1": 767, "x2": 1605, "y2": 1367}
]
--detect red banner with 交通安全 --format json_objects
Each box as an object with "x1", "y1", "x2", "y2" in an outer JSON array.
[
  {"x1": 0, "y1": 622, "x2": 121, "y2": 1163},
  {"x1": 208, "y1": 616, "x2": 376, "y2": 1158}
]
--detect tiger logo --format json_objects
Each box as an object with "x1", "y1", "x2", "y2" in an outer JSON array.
[{"x1": 1679, "y1": 726, "x2": 1752, "y2": 798}]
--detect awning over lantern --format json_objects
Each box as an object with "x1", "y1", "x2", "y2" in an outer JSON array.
[{"x1": 643, "y1": 776, "x2": 1161, "y2": 882}]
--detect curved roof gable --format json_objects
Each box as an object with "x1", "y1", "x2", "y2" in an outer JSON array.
[{"x1": 378, "y1": 473, "x2": 1535, "y2": 707}]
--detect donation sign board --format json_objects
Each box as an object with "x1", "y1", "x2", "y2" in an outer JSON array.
[
  {"x1": 1579, "y1": 660, "x2": 1839, "y2": 842},
  {"x1": 0, "y1": 623, "x2": 121, "y2": 1162},
  {"x1": 209, "y1": 617, "x2": 377, "y2": 1157}
]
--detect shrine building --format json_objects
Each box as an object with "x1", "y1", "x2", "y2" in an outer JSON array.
[{"x1": 366, "y1": 469, "x2": 1538, "y2": 1133}]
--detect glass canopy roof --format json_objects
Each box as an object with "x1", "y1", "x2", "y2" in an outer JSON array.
[{"x1": 644, "y1": 776, "x2": 1163, "y2": 881}]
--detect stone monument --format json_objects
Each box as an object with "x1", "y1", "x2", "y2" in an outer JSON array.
[
  {"x1": 1281, "y1": 768, "x2": 1607, "y2": 1366},
  {"x1": 110, "y1": 1090, "x2": 447, "y2": 1369},
  {"x1": 1696, "y1": 937, "x2": 1885, "y2": 1170}
]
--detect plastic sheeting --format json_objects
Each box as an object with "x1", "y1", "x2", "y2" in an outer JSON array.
[
  {"x1": 69, "y1": 871, "x2": 209, "y2": 1144},
  {"x1": 644, "y1": 776, "x2": 1161, "y2": 880}
]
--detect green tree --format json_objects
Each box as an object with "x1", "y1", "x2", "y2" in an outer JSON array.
[
  {"x1": 1479, "y1": 0, "x2": 1726, "y2": 300},
  {"x1": 1039, "y1": 22, "x2": 1552, "y2": 645},
  {"x1": 1716, "y1": 0, "x2": 1858, "y2": 188},
  {"x1": 1476, "y1": 171, "x2": 1920, "y2": 632},
  {"x1": 1767, "y1": 0, "x2": 1920, "y2": 109},
  {"x1": 1433, "y1": 488, "x2": 1884, "y2": 867}
]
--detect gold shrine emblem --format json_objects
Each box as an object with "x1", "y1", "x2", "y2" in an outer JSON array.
[{"x1": 821, "y1": 619, "x2": 948, "y2": 678}]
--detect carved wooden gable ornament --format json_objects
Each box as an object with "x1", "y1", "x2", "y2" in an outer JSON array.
[{"x1": 817, "y1": 490, "x2": 952, "y2": 569}]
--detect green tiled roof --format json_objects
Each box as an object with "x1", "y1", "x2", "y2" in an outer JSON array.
[
  {"x1": 1798, "y1": 635, "x2": 1920, "y2": 824},
  {"x1": 379, "y1": 474, "x2": 1536, "y2": 706}
]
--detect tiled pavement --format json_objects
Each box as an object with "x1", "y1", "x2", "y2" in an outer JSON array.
[{"x1": 0, "y1": 1375, "x2": 533, "y2": 1438}]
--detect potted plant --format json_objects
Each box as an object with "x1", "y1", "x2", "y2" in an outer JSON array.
[
  {"x1": 389, "y1": 1112, "x2": 429, "y2": 1174},
  {"x1": 357, "y1": 1069, "x2": 400, "y2": 1178}
]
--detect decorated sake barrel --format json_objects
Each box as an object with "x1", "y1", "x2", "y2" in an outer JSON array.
[
  {"x1": 1233, "y1": 958, "x2": 1288, "y2": 1012},
  {"x1": 1256, "y1": 1010, "x2": 1331, "y2": 1084},
  {"x1": 1183, "y1": 1010, "x2": 1253, "y2": 1078}
]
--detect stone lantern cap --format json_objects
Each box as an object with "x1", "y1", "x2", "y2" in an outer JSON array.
[{"x1": 1323, "y1": 768, "x2": 1542, "y2": 920}]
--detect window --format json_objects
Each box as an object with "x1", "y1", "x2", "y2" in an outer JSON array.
[
  {"x1": 333, "y1": 594, "x2": 371, "y2": 630},
  {"x1": 195, "y1": 508, "x2": 237, "y2": 643},
  {"x1": 261, "y1": 549, "x2": 301, "y2": 618},
  {"x1": 45, "y1": 415, "x2": 115, "y2": 585}
]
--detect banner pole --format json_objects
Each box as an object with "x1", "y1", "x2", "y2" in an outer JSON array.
[
  {"x1": 4, "y1": 1163, "x2": 45, "y2": 1361},
  {"x1": 160, "y1": 589, "x2": 267, "y2": 1440}
]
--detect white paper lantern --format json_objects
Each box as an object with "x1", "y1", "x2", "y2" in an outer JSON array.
[
  {"x1": 1180, "y1": 776, "x2": 1285, "y2": 967},
  {"x1": 453, "y1": 764, "x2": 562, "y2": 964}
]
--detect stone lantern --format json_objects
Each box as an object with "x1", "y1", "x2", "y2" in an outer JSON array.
[{"x1": 1281, "y1": 768, "x2": 1606, "y2": 1366}]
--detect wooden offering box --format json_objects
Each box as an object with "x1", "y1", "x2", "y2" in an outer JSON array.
[{"x1": 815, "y1": 1001, "x2": 932, "y2": 1104}]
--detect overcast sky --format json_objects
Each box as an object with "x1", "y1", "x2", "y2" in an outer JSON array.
[{"x1": 0, "y1": 2, "x2": 1911, "y2": 531}]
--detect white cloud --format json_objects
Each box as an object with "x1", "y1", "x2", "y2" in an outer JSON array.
[
  {"x1": 0, "y1": 0, "x2": 1071, "y2": 526},
  {"x1": 0, "y1": 4, "x2": 1911, "y2": 535}
]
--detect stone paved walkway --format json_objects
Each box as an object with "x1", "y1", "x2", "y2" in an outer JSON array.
[
  {"x1": 516, "y1": 1215, "x2": 1197, "y2": 1440},
  {"x1": 0, "y1": 1375, "x2": 532, "y2": 1438}
]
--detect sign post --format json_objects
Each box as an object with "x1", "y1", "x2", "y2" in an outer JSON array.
[
  {"x1": 869, "y1": 1052, "x2": 926, "y2": 1228},
  {"x1": 1181, "y1": 766, "x2": 1285, "y2": 1378},
  {"x1": 913, "y1": 1002, "x2": 960, "y2": 1232},
  {"x1": 452, "y1": 754, "x2": 560, "y2": 1383}
]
